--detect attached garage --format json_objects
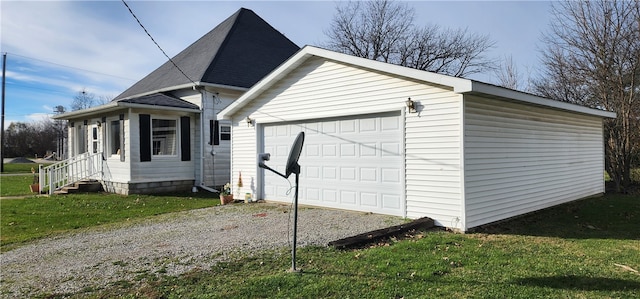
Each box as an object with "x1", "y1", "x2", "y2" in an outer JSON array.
[{"x1": 220, "y1": 46, "x2": 615, "y2": 231}]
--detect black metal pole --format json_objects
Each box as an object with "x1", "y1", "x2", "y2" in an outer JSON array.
[
  {"x1": 291, "y1": 171, "x2": 299, "y2": 272},
  {"x1": 1, "y1": 53, "x2": 7, "y2": 172}
]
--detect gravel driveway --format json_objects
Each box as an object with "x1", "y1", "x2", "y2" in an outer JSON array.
[{"x1": 0, "y1": 202, "x2": 404, "y2": 298}]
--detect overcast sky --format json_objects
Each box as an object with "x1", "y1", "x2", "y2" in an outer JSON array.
[{"x1": 1, "y1": 0, "x2": 552, "y2": 126}]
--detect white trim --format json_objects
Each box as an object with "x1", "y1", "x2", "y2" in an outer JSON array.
[
  {"x1": 53, "y1": 101, "x2": 201, "y2": 120},
  {"x1": 458, "y1": 94, "x2": 467, "y2": 231},
  {"x1": 117, "y1": 82, "x2": 249, "y2": 101},
  {"x1": 254, "y1": 105, "x2": 407, "y2": 126},
  {"x1": 150, "y1": 117, "x2": 179, "y2": 158},
  {"x1": 401, "y1": 108, "x2": 408, "y2": 219},
  {"x1": 466, "y1": 81, "x2": 617, "y2": 118}
]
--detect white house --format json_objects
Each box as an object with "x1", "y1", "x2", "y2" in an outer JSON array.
[
  {"x1": 219, "y1": 46, "x2": 616, "y2": 231},
  {"x1": 49, "y1": 8, "x2": 299, "y2": 195}
]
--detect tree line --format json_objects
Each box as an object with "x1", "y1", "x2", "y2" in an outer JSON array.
[{"x1": 2, "y1": 89, "x2": 107, "y2": 159}]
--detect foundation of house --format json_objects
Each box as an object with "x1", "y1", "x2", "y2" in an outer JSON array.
[{"x1": 101, "y1": 180, "x2": 195, "y2": 195}]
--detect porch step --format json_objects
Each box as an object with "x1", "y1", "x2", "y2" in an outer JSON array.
[{"x1": 53, "y1": 180, "x2": 103, "y2": 195}]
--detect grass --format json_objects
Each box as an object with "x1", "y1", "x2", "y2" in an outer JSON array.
[
  {"x1": 1, "y1": 162, "x2": 51, "y2": 174},
  {"x1": 0, "y1": 192, "x2": 218, "y2": 251},
  {"x1": 1, "y1": 163, "x2": 54, "y2": 197},
  {"x1": 42, "y1": 193, "x2": 637, "y2": 299},
  {"x1": 0, "y1": 174, "x2": 39, "y2": 197}
]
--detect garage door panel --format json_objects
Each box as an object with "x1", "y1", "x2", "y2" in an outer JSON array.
[{"x1": 263, "y1": 112, "x2": 403, "y2": 216}]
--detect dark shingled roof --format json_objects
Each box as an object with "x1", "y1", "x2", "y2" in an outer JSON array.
[
  {"x1": 119, "y1": 93, "x2": 200, "y2": 110},
  {"x1": 114, "y1": 8, "x2": 299, "y2": 100}
]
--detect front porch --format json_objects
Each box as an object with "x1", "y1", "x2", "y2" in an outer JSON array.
[{"x1": 39, "y1": 151, "x2": 195, "y2": 195}]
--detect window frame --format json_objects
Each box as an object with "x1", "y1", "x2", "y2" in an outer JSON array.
[
  {"x1": 151, "y1": 117, "x2": 179, "y2": 157},
  {"x1": 108, "y1": 120, "x2": 121, "y2": 157},
  {"x1": 220, "y1": 125, "x2": 231, "y2": 141}
]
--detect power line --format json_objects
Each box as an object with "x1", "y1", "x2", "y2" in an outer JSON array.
[
  {"x1": 5, "y1": 52, "x2": 137, "y2": 82},
  {"x1": 121, "y1": 0, "x2": 196, "y2": 86}
]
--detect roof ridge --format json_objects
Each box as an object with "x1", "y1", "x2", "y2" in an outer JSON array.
[
  {"x1": 114, "y1": 7, "x2": 299, "y2": 100},
  {"x1": 200, "y1": 8, "x2": 247, "y2": 82}
]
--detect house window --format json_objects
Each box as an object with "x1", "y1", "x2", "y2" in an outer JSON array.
[
  {"x1": 92, "y1": 127, "x2": 98, "y2": 153},
  {"x1": 110, "y1": 121, "x2": 121, "y2": 155},
  {"x1": 77, "y1": 125, "x2": 87, "y2": 154},
  {"x1": 152, "y1": 119, "x2": 177, "y2": 156},
  {"x1": 221, "y1": 125, "x2": 231, "y2": 141}
]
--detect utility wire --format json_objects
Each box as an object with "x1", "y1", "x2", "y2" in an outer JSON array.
[
  {"x1": 121, "y1": 0, "x2": 196, "y2": 86},
  {"x1": 5, "y1": 52, "x2": 136, "y2": 82}
]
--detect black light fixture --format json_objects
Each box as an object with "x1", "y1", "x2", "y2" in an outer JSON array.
[
  {"x1": 245, "y1": 116, "x2": 253, "y2": 127},
  {"x1": 406, "y1": 97, "x2": 416, "y2": 113}
]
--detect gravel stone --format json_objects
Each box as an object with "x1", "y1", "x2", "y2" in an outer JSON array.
[{"x1": 0, "y1": 202, "x2": 404, "y2": 297}]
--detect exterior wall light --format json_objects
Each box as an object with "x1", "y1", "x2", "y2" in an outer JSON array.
[
  {"x1": 246, "y1": 116, "x2": 254, "y2": 127},
  {"x1": 406, "y1": 97, "x2": 416, "y2": 113}
]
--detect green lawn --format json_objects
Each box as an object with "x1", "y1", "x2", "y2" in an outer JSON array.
[
  {"x1": 0, "y1": 174, "x2": 39, "y2": 197},
  {"x1": 1, "y1": 162, "x2": 51, "y2": 174},
  {"x1": 1, "y1": 163, "x2": 53, "y2": 197},
  {"x1": 0, "y1": 193, "x2": 218, "y2": 251},
  {"x1": 66, "y1": 193, "x2": 640, "y2": 299}
]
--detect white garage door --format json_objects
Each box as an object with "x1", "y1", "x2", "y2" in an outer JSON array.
[{"x1": 262, "y1": 112, "x2": 404, "y2": 216}]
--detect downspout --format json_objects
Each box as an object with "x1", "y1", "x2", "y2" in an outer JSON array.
[{"x1": 196, "y1": 87, "x2": 218, "y2": 193}]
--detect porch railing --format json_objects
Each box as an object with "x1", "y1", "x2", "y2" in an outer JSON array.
[{"x1": 40, "y1": 152, "x2": 103, "y2": 195}]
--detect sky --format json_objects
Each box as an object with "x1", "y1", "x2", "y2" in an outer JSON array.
[{"x1": 1, "y1": 0, "x2": 553, "y2": 127}]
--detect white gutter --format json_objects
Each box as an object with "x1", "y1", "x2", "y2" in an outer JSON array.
[{"x1": 52, "y1": 101, "x2": 201, "y2": 120}]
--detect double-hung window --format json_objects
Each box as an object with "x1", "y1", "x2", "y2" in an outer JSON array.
[{"x1": 152, "y1": 119, "x2": 177, "y2": 156}]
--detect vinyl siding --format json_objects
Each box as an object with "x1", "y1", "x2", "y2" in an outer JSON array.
[
  {"x1": 463, "y1": 96, "x2": 605, "y2": 229},
  {"x1": 405, "y1": 96, "x2": 464, "y2": 227},
  {"x1": 229, "y1": 57, "x2": 464, "y2": 224}
]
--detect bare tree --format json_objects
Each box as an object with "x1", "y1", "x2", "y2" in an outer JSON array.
[
  {"x1": 96, "y1": 95, "x2": 114, "y2": 106},
  {"x1": 535, "y1": 0, "x2": 640, "y2": 192},
  {"x1": 324, "y1": 0, "x2": 496, "y2": 77},
  {"x1": 495, "y1": 55, "x2": 521, "y2": 90},
  {"x1": 71, "y1": 88, "x2": 95, "y2": 111}
]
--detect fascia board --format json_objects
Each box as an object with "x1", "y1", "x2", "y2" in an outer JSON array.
[
  {"x1": 116, "y1": 102, "x2": 201, "y2": 113},
  {"x1": 51, "y1": 101, "x2": 200, "y2": 121},
  {"x1": 52, "y1": 101, "x2": 120, "y2": 120},
  {"x1": 467, "y1": 81, "x2": 617, "y2": 119}
]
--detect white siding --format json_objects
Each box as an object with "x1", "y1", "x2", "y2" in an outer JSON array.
[
  {"x1": 405, "y1": 96, "x2": 464, "y2": 228},
  {"x1": 230, "y1": 57, "x2": 464, "y2": 223},
  {"x1": 463, "y1": 96, "x2": 605, "y2": 229},
  {"x1": 204, "y1": 90, "x2": 238, "y2": 187}
]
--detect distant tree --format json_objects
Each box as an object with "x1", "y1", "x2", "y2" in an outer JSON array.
[
  {"x1": 71, "y1": 88, "x2": 96, "y2": 111},
  {"x1": 324, "y1": 0, "x2": 496, "y2": 77},
  {"x1": 96, "y1": 95, "x2": 114, "y2": 106},
  {"x1": 3, "y1": 119, "x2": 58, "y2": 158},
  {"x1": 535, "y1": 0, "x2": 640, "y2": 192}
]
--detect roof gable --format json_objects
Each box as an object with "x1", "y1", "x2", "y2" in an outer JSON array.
[
  {"x1": 115, "y1": 8, "x2": 299, "y2": 100},
  {"x1": 220, "y1": 46, "x2": 616, "y2": 119}
]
